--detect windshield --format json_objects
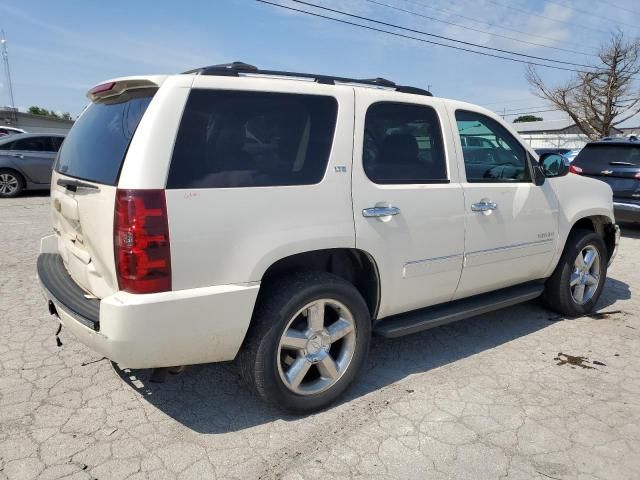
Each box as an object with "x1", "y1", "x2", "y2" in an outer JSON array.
[{"x1": 55, "y1": 88, "x2": 156, "y2": 185}]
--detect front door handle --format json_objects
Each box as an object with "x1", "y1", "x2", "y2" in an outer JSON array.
[
  {"x1": 10, "y1": 153, "x2": 24, "y2": 159},
  {"x1": 471, "y1": 201, "x2": 498, "y2": 212},
  {"x1": 362, "y1": 206, "x2": 401, "y2": 218}
]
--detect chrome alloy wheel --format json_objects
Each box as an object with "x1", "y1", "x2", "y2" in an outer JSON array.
[
  {"x1": 570, "y1": 245, "x2": 601, "y2": 305},
  {"x1": 277, "y1": 299, "x2": 357, "y2": 396},
  {"x1": 0, "y1": 173, "x2": 19, "y2": 195}
]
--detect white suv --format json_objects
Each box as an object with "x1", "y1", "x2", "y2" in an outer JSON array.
[{"x1": 38, "y1": 62, "x2": 619, "y2": 412}]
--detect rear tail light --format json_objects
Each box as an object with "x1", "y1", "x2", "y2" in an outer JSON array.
[
  {"x1": 114, "y1": 189, "x2": 171, "y2": 294},
  {"x1": 635, "y1": 172, "x2": 640, "y2": 179},
  {"x1": 569, "y1": 164, "x2": 583, "y2": 174},
  {"x1": 89, "y1": 82, "x2": 115, "y2": 96}
]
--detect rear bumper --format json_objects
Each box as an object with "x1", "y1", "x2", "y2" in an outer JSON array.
[
  {"x1": 614, "y1": 201, "x2": 640, "y2": 224},
  {"x1": 37, "y1": 247, "x2": 260, "y2": 369}
]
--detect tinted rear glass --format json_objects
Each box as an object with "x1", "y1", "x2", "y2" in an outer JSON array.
[
  {"x1": 167, "y1": 90, "x2": 338, "y2": 189},
  {"x1": 574, "y1": 144, "x2": 640, "y2": 169},
  {"x1": 55, "y1": 89, "x2": 156, "y2": 185}
]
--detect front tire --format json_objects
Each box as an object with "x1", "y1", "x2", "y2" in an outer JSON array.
[
  {"x1": 237, "y1": 271, "x2": 371, "y2": 413},
  {"x1": 543, "y1": 229, "x2": 607, "y2": 316}
]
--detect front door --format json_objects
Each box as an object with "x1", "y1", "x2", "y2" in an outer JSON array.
[
  {"x1": 352, "y1": 91, "x2": 465, "y2": 319},
  {"x1": 450, "y1": 108, "x2": 558, "y2": 299}
]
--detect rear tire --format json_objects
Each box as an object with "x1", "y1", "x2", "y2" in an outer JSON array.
[
  {"x1": 0, "y1": 169, "x2": 24, "y2": 198},
  {"x1": 237, "y1": 271, "x2": 371, "y2": 413},
  {"x1": 543, "y1": 229, "x2": 607, "y2": 317}
]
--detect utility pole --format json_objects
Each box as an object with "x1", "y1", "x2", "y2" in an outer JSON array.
[{"x1": 1, "y1": 29, "x2": 17, "y2": 125}]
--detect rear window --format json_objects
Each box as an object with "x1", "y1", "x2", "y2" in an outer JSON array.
[
  {"x1": 167, "y1": 90, "x2": 338, "y2": 189},
  {"x1": 55, "y1": 88, "x2": 156, "y2": 185},
  {"x1": 574, "y1": 144, "x2": 640, "y2": 168}
]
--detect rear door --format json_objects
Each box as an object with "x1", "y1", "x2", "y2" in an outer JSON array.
[
  {"x1": 572, "y1": 143, "x2": 640, "y2": 201},
  {"x1": 52, "y1": 87, "x2": 158, "y2": 298},
  {"x1": 352, "y1": 91, "x2": 465, "y2": 319}
]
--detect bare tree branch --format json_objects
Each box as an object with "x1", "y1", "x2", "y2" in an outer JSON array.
[{"x1": 526, "y1": 31, "x2": 640, "y2": 140}]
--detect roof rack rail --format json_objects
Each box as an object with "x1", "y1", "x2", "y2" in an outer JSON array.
[{"x1": 184, "y1": 62, "x2": 432, "y2": 97}]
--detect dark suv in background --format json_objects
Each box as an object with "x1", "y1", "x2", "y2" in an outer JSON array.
[{"x1": 571, "y1": 137, "x2": 640, "y2": 224}]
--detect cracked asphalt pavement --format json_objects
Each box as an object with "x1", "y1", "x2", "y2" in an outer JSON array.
[{"x1": 1, "y1": 194, "x2": 639, "y2": 480}]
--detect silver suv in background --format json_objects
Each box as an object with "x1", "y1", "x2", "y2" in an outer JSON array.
[{"x1": 0, "y1": 133, "x2": 65, "y2": 197}]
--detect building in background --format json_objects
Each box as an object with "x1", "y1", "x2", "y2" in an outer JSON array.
[
  {"x1": 513, "y1": 119, "x2": 623, "y2": 150},
  {"x1": 0, "y1": 107, "x2": 73, "y2": 135}
]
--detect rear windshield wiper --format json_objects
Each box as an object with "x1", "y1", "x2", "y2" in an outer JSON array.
[
  {"x1": 57, "y1": 178, "x2": 100, "y2": 192},
  {"x1": 609, "y1": 161, "x2": 637, "y2": 166}
]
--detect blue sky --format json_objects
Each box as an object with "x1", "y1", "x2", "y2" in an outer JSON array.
[{"x1": 0, "y1": 0, "x2": 638, "y2": 124}]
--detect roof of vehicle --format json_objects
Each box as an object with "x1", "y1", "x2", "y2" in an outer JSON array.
[
  {"x1": 589, "y1": 136, "x2": 640, "y2": 145},
  {"x1": 0, "y1": 125, "x2": 26, "y2": 132},
  {"x1": 182, "y1": 62, "x2": 434, "y2": 97},
  {"x1": 0, "y1": 132, "x2": 65, "y2": 144}
]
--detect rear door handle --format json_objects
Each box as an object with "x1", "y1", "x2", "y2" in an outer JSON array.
[
  {"x1": 10, "y1": 153, "x2": 24, "y2": 159},
  {"x1": 362, "y1": 206, "x2": 401, "y2": 218},
  {"x1": 471, "y1": 201, "x2": 498, "y2": 212}
]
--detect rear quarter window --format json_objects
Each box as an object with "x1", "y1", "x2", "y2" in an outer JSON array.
[{"x1": 167, "y1": 90, "x2": 338, "y2": 189}]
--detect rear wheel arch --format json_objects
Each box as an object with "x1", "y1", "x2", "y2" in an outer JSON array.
[{"x1": 259, "y1": 248, "x2": 381, "y2": 321}]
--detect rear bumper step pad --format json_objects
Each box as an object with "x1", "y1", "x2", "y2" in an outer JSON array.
[{"x1": 37, "y1": 253, "x2": 100, "y2": 331}]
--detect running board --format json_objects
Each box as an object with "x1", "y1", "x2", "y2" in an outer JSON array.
[{"x1": 374, "y1": 282, "x2": 545, "y2": 338}]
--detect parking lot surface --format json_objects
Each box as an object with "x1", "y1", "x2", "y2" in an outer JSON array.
[{"x1": 1, "y1": 194, "x2": 639, "y2": 480}]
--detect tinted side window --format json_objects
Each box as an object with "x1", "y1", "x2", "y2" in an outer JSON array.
[
  {"x1": 0, "y1": 141, "x2": 13, "y2": 150},
  {"x1": 12, "y1": 137, "x2": 50, "y2": 152},
  {"x1": 167, "y1": 90, "x2": 338, "y2": 189},
  {"x1": 363, "y1": 102, "x2": 447, "y2": 184},
  {"x1": 455, "y1": 110, "x2": 531, "y2": 183}
]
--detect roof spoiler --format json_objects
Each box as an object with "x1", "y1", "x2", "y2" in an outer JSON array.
[{"x1": 86, "y1": 76, "x2": 166, "y2": 102}]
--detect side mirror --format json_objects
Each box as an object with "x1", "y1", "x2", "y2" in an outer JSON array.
[{"x1": 539, "y1": 153, "x2": 570, "y2": 178}]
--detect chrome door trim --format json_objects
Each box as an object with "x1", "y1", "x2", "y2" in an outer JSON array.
[
  {"x1": 403, "y1": 253, "x2": 463, "y2": 279},
  {"x1": 465, "y1": 238, "x2": 554, "y2": 258}
]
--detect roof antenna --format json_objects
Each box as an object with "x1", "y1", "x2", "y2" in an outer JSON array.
[{"x1": 1, "y1": 30, "x2": 17, "y2": 125}]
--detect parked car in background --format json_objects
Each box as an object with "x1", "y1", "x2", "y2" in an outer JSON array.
[
  {"x1": 563, "y1": 148, "x2": 581, "y2": 162},
  {"x1": 570, "y1": 137, "x2": 640, "y2": 224},
  {"x1": 0, "y1": 126, "x2": 27, "y2": 137},
  {"x1": 534, "y1": 147, "x2": 572, "y2": 157},
  {"x1": 0, "y1": 133, "x2": 65, "y2": 197}
]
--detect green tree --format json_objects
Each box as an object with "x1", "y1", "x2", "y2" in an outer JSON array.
[
  {"x1": 513, "y1": 115, "x2": 543, "y2": 123},
  {"x1": 27, "y1": 106, "x2": 62, "y2": 119}
]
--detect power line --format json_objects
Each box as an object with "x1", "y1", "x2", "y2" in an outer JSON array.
[
  {"x1": 528, "y1": 0, "x2": 638, "y2": 30},
  {"x1": 365, "y1": 0, "x2": 596, "y2": 57},
  {"x1": 257, "y1": 0, "x2": 588, "y2": 73},
  {"x1": 290, "y1": 0, "x2": 592, "y2": 68},
  {"x1": 483, "y1": 0, "x2": 610, "y2": 35},
  {"x1": 404, "y1": 0, "x2": 599, "y2": 51},
  {"x1": 597, "y1": 0, "x2": 638, "y2": 16}
]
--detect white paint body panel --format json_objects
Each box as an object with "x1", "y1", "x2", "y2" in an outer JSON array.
[
  {"x1": 351, "y1": 90, "x2": 465, "y2": 318},
  {"x1": 166, "y1": 76, "x2": 356, "y2": 289},
  {"x1": 39, "y1": 73, "x2": 615, "y2": 369}
]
